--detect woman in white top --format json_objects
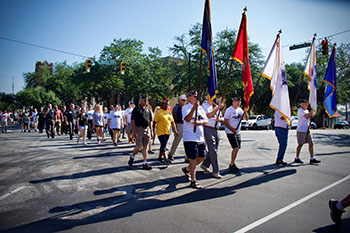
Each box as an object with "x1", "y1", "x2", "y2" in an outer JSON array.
[
  {"x1": 93, "y1": 104, "x2": 105, "y2": 144},
  {"x1": 108, "y1": 104, "x2": 124, "y2": 146}
]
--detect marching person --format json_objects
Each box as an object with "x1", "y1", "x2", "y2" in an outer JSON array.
[
  {"x1": 93, "y1": 104, "x2": 105, "y2": 144},
  {"x1": 87, "y1": 104, "x2": 94, "y2": 140},
  {"x1": 294, "y1": 99, "x2": 320, "y2": 164},
  {"x1": 168, "y1": 94, "x2": 186, "y2": 162},
  {"x1": 224, "y1": 96, "x2": 248, "y2": 172},
  {"x1": 31, "y1": 108, "x2": 38, "y2": 132},
  {"x1": 128, "y1": 95, "x2": 154, "y2": 170},
  {"x1": 37, "y1": 107, "x2": 45, "y2": 133},
  {"x1": 181, "y1": 90, "x2": 208, "y2": 189},
  {"x1": 108, "y1": 104, "x2": 124, "y2": 146},
  {"x1": 153, "y1": 98, "x2": 178, "y2": 164},
  {"x1": 54, "y1": 105, "x2": 63, "y2": 136},
  {"x1": 200, "y1": 95, "x2": 224, "y2": 179},
  {"x1": 23, "y1": 109, "x2": 30, "y2": 132},
  {"x1": 329, "y1": 194, "x2": 350, "y2": 225},
  {"x1": 1, "y1": 109, "x2": 9, "y2": 133},
  {"x1": 65, "y1": 103, "x2": 76, "y2": 140},
  {"x1": 102, "y1": 106, "x2": 109, "y2": 141},
  {"x1": 45, "y1": 104, "x2": 56, "y2": 139},
  {"x1": 274, "y1": 110, "x2": 289, "y2": 165},
  {"x1": 124, "y1": 101, "x2": 135, "y2": 144},
  {"x1": 77, "y1": 107, "x2": 88, "y2": 145}
]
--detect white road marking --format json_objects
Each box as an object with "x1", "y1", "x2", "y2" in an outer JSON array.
[
  {"x1": 0, "y1": 186, "x2": 27, "y2": 200},
  {"x1": 234, "y1": 174, "x2": 350, "y2": 233}
]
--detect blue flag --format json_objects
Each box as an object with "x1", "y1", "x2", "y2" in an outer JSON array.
[
  {"x1": 201, "y1": 0, "x2": 218, "y2": 105},
  {"x1": 323, "y1": 47, "x2": 337, "y2": 118}
]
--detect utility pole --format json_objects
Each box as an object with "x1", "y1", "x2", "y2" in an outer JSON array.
[{"x1": 12, "y1": 77, "x2": 14, "y2": 95}]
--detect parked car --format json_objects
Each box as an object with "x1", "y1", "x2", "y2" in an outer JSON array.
[
  {"x1": 242, "y1": 114, "x2": 272, "y2": 130},
  {"x1": 290, "y1": 116, "x2": 298, "y2": 129},
  {"x1": 334, "y1": 120, "x2": 349, "y2": 129}
]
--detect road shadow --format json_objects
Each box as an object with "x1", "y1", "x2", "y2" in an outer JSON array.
[
  {"x1": 6, "y1": 169, "x2": 296, "y2": 233},
  {"x1": 313, "y1": 133, "x2": 350, "y2": 147},
  {"x1": 313, "y1": 218, "x2": 350, "y2": 233}
]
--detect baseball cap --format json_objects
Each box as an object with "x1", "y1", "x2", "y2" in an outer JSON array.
[
  {"x1": 232, "y1": 96, "x2": 242, "y2": 101},
  {"x1": 128, "y1": 101, "x2": 134, "y2": 104},
  {"x1": 179, "y1": 94, "x2": 187, "y2": 100},
  {"x1": 299, "y1": 99, "x2": 308, "y2": 104},
  {"x1": 187, "y1": 90, "x2": 198, "y2": 97},
  {"x1": 161, "y1": 98, "x2": 169, "y2": 104}
]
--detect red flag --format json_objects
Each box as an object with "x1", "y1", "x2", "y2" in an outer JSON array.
[{"x1": 232, "y1": 12, "x2": 253, "y2": 110}]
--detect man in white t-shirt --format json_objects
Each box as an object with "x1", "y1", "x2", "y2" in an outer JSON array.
[
  {"x1": 295, "y1": 99, "x2": 320, "y2": 164},
  {"x1": 224, "y1": 96, "x2": 248, "y2": 172},
  {"x1": 1, "y1": 109, "x2": 9, "y2": 133},
  {"x1": 124, "y1": 101, "x2": 135, "y2": 144},
  {"x1": 181, "y1": 90, "x2": 208, "y2": 189},
  {"x1": 200, "y1": 95, "x2": 224, "y2": 179},
  {"x1": 274, "y1": 111, "x2": 288, "y2": 165}
]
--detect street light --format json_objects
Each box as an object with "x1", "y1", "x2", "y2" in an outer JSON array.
[{"x1": 174, "y1": 45, "x2": 191, "y2": 91}]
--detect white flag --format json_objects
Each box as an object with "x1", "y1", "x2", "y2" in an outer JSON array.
[
  {"x1": 261, "y1": 35, "x2": 291, "y2": 125},
  {"x1": 304, "y1": 37, "x2": 317, "y2": 117}
]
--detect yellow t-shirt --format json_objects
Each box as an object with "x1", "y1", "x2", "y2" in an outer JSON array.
[{"x1": 154, "y1": 109, "x2": 174, "y2": 136}]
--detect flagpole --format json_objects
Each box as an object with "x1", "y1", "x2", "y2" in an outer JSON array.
[{"x1": 194, "y1": 50, "x2": 203, "y2": 132}]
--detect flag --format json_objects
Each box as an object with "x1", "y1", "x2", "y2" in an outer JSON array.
[
  {"x1": 232, "y1": 11, "x2": 253, "y2": 110},
  {"x1": 261, "y1": 34, "x2": 291, "y2": 125},
  {"x1": 304, "y1": 37, "x2": 317, "y2": 117},
  {"x1": 323, "y1": 47, "x2": 337, "y2": 118},
  {"x1": 201, "y1": 0, "x2": 218, "y2": 106}
]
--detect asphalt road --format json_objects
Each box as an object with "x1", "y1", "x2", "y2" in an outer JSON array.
[{"x1": 0, "y1": 127, "x2": 349, "y2": 233}]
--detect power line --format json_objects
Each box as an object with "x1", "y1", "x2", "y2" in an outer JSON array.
[{"x1": 0, "y1": 36, "x2": 87, "y2": 58}]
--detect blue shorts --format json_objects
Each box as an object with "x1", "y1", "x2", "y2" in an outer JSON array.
[
  {"x1": 183, "y1": 141, "x2": 206, "y2": 160},
  {"x1": 158, "y1": 134, "x2": 170, "y2": 152}
]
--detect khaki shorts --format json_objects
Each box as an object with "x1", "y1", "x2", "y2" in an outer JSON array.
[
  {"x1": 126, "y1": 123, "x2": 133, "y2": 134},
  {"x1": 135, "y1": 127, "x2": 150, "y2": 147},
  {"x1": 297, "y1": 131, "x2": 312, "y2": 145}
]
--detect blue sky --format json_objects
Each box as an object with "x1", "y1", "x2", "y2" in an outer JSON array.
[{"x1": 0, "y1": 0, "x2": 349, "y2": 94}]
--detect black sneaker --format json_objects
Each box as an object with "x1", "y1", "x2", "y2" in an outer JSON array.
[
  {"x1": 157, "y1": 158, "x2": 165, "y2": 164},
  {"x1": 168, "y1": 156, "x2": 174, "y2": 161},
  {"x1": 229, "y1": 163, "x2": 240, "y2": 172},
  {"x1": 310, "y1": 158, "x2": 321, "y2": 164},
  {"x1": 165, "y1": 159, "x2": 172, "y2": 165},
  {"x1": 128, "y1": 157, "x2": 134, "y2": 166},
  {"x1": 294, "y1": 158, "x2": 304, "y2": 164},
  {"x1": 276, "y1": 160, "x2": 287, "y2": 165},
  {"x1": 329, "y1": 199, "x2": 345, "y2": 225},
  {"x1": 190, "y1": 181, "x2": 202, "y2": 189},
  {"x1": 142, "y1": 163, "x2": 152, "y2": 170}
]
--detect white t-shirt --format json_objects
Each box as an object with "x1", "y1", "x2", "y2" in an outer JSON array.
[
  {"x1": 182, "y1": 103, "x2": 207, "y2": 142},
  {"x1": 296, "y1": 108, "x2": 309, "y2": 132},
  {"x1": 274, "y1": 111, "x2": 288, "y2": 129},
  {"x1": 224, "y1": 106, "x2": 244, "y2": 134},
  {"x1": 125, "y1": 107, "x2": 134, "y2": 124},
  {"x1": 1, "y1": 113, "x2": 8, "y2": 122},
  {"x1": 109, "y1": 110, "x2": 123, "y2": 129},
  {"x1": 202, "y1": 101, "x2": 222, "y2": 128},
  {"x1": 87, "y1": 109, "x2": 94, "y2": 120},
  {"x1": 103, "y1": 113, "x2": 109, "y2": 126}
]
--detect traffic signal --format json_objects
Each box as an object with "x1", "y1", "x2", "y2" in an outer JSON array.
[
  {"x1": 120, "y1": 61, "x2": 126, "y2": 75},
  {"x1": 321, "y1": 39, "x2": 328, "y2": 56},
  {"x1": 86, "y1": 59, "x2": 92, "y2": 73}
]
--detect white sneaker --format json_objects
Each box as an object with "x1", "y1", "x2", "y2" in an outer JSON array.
[
  {"x1": 200, "y1": 164, "x2": 211, "y2": 173},
  {"x1": 212, "y1": 173, "x2": 222, "y2": 179}
]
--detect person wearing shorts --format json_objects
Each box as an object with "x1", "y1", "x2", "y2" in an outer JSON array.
[
  {"x1": 224, "y1": 96, "x2": 248, "y2": 172},
  {"x1": 294, "y1": 99, "x2": 320, "y2": 164},
  {"x1": 181, "y1": 90, "x2": 208, "y2": 189},
  {"x1": 128, "y1": 95, "x2": 153, "y2": 170},
  {"x1": 108, "y1": 104, "x2": 123, "y2": 146},
  {"x1": 124, "y1": 101, "x2": 134, "y2": 144},
  {"x1": 77, "y1": 107, "x2": 88, "y2": 145},
  {"x1": 93, "y1": 104, "x2": 105, "y2": 144},
  {"x1": 154, "y1": 98, "x2": 178, "y2": 164}
]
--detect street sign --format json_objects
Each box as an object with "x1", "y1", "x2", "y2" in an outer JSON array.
[
  {"x1": 289, "y1": 42, "x2": 312, "y2": 51},
  {"x1": 98, "y1": 60, "x2": 116, "y2": 65}
]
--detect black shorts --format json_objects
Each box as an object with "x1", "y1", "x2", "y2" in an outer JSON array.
[
  {"x1": 227, "y1": 134, "x2": 241, "y2": 149},
  {"x1": 183, "y1": 141, "x2": 206, "y2": 160}
]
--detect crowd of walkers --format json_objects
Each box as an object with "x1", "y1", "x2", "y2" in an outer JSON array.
[{"x1": 1, "y1": 91, "x2": 321, "y2": 190}]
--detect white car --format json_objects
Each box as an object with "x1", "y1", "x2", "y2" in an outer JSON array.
[
  {"x1": 242, "y1": 114, "x2": 272, "y2": 130},
  {"x1": 290, "y1": 116, "x2": 298, "y2": 129}
]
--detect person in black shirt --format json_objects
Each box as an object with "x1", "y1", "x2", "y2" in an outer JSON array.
[
  {"x1": 38, "y1": 106, "x2": 45, "y2": 133},
  {"x1": 45, "y1": 104, "x2": 56, "y2": 138},
  {"x1": 77, "y1": 107, "x2": 88, "y2": 145},
  {"x1": 65, "y1": 103, "x2": 76, "y2": 140},
  {"x1": 128, "y1": 94, "x2": 154, "y2": 170}
]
